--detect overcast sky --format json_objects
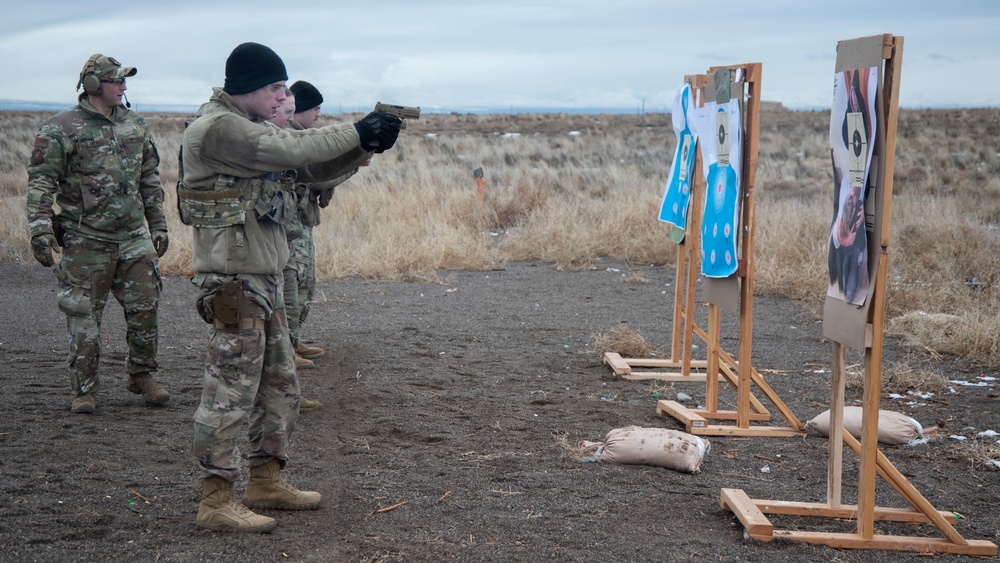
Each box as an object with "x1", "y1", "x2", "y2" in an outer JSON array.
[{"x1": 2, "y1": 1, "x2": 996, "y2": 112}]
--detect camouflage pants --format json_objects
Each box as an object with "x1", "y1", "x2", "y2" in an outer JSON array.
[
  {"x1": 282, "y1": 263, "x2": 314, "y2": 348},
  {"x1": 284, "y1": 226, "x2": 316, "y2": 348},
  {"x1": 192, "y1": 275, "x2": 301, "y2": 482},
  {"x1": 55, "y1": 233, "x2": 160, "y2": 397}
]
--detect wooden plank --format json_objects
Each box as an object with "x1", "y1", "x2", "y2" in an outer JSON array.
[
  {"x1": 681, "y1": 135, "x2": 704, "y2": 379},
  {"x1": 857, "y1": 255, "x2": 887, "y2": 539},
  {"x1": 602, "y1": 352, "x2": 632, "y2": 375},
  {"x1": 681, "y1": 152, "x2": 702, "y2": 378},
  {"x1": 689, "y1": 425, "x2": 803, "y2": 438},
  {"x1": 751, "y1": 499, "x2": 958, "y2": 524},
  {"x1": 879, "y1": 36, "x2": 903, "y2": 248},
  {"x1": 705, "y1": 305, "x2": 721, "y2": 412},
  {"x1": 670, "y1": 242, "x2": 685, "y2": 361},
  {"x1": 770, "y1": 531, "x2": 997, "y2": 556},
  {"x1": 828, "y1": 342, "x2": 846, "y2": 507},
  {"x1": 736, "y1": 62, "x2": 762, "y2": 431},
  {"x1": 881, "y1": 33, "x2": 895, "y2": 60},
  {"x1": 611, "y1": 358, "x2": 708, "y2": 369},
  {"x1": 691, "y1": 409, "x2": 771, "y2": 422},
  {"x1": 619, "y1": 371, "x2": 721, "y2": 383},
  {"x1": 856, "y1": 34, "x2": 905, "y2": 539},
  {"x1": 720, "y1": 488, "x2": 773, "y2": 539},
  {"x1": 855, "y1": 37, "x2": 903, "y2": 537},
  {"x1": 656, "y1": 400, "x2": 708, "y2": 428}
]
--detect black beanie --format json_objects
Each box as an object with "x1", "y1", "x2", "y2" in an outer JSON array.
[
  {"x1": 290, "y1": 80, "x2": 324, "y2": 113},
  {"x1": 223, "y1": 42, "x2": 288, "y2": 95}
]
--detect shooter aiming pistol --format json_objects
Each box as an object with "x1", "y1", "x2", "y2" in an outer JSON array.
[{"x1": 374, "y1": 102, "x2": 421, "y2": 128}]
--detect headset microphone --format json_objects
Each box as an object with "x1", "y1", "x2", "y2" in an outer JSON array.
[{"x1": 123, "y1": 92, "x2": 131, "y2": 109}]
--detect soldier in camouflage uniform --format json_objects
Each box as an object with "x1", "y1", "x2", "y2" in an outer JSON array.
[
  {"x1": 267, "y1": 91, "x2": 322, "y2": 413},
  {"x1": 284, "y1": 80, "x2": 368, "y2": 370},
  {"x1": 26, "y1": 54, "x2": 170, "y2": 414},
  {"x1": 181, "y1": 42, "x2": 401, "y2": 533}
]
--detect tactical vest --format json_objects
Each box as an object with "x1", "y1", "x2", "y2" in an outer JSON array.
[{"x1": 176, "y1": 143, "x2": 299, "y2": 227}]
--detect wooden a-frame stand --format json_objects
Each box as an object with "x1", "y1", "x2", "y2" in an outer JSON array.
[
  {"x1": 604, "y1": 65, "x2": 804, "y2": 438},
  {"x1": 603, "y1": 74, "x2": 711, "y2": 384},
  {"x1": 721, "y1": 35, "x2": 997, "y2": 556}
]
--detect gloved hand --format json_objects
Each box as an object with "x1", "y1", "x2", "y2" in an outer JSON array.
[
  {"x1": 353, "y1": 110, "x2": 402, "y2": 153},
  {"x1": 318, "y1": 187, "x2": 335, "y2": 208},
  {"x1": 30, "y1": 233, "x2": 58, "y2": 267},
  {"x1": 151, "y1": 230, "x2": 169, "y2": 258}
]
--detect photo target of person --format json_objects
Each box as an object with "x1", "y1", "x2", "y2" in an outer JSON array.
[{"x1": 827, "y1": 66, "x2": 877, "y2": 305}]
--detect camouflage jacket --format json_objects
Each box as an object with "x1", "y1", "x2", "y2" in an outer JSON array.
[
  {"x1": 26, "y1": 97, "x2": 166, "y2": 243},
  {"x1": 182, "y1": 87, "x2": 368, "y2": 276}
]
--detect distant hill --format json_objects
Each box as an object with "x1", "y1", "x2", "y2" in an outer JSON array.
[
  {"x1": 0, "y1": 99, "x2": 656, "y2": 115},
  {"x1": 0, "y1": 99, "x2": 201, "y2": 114}
]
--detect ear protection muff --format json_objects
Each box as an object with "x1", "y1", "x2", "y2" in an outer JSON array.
[{"x1": 78, "y1": 54, "x2": 102, "y2": 96}]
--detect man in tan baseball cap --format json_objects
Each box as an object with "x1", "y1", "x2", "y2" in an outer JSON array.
[{"x1": 27, "y1": 52, "x2": 169, "y2": 414}]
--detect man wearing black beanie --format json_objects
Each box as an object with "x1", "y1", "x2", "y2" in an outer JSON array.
[
  {"x1": 179, "y1": 42, "x2": 402, "y2": 533},
  {"x1": 290, "y1": 80, "x2": 323, "y2": 121}
]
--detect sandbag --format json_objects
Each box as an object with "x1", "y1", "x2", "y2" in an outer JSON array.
[
  {"x1": 806, "y1": 406, "x2": 925, "y2": 445},
  {"x1": 581, "y1": 426, "x2": 710, "y2": 473}
]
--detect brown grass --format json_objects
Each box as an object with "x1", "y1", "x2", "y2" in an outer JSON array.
[
  {"x1": 3, "y1": 108, "x2": 1000, "y2": 367},
  {"x1": 591, "y1": 324, "x2": 661, "y2": 358},
  {"x1": 844, "y1": 357, "x2": 951, "y2": 395}
]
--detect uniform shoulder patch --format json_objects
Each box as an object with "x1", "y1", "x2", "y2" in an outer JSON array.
[{"x1": 30, "y1": 137, "x2": 49, "y2": 165}]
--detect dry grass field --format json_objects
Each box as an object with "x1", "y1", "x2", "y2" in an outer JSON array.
[
  {"x1": 2, "y1": 107, "x2": 999, "y2": 368},
  {"x1": 3, "y1": 108, "x2": 1000, "y2": 561}
]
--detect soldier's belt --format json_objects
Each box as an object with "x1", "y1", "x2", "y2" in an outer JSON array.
[
  {"x1": 178, "y1": 186, "x2": 242, "y2": 201},
  {"x1": 214, "y1": 316, "x2": 266, "y2": 331}
]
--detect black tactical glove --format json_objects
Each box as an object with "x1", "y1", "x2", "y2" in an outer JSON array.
[
  {"x1": 318, "y1": 187, "x2": 335, "y2": 208},
  {"x1": 151, "y1": 230, "x2": 169, "y2": 258},
  {"x1": 353, "y1": 110, "x2": 402, "y2": 153},
  {"x1": 31, "y1": 233, "x2": 58, "y2": 267}
]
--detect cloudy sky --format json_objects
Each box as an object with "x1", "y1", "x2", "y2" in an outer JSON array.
[{"x1": 1, "y1": 1, "x2": 996, "y2": 113}]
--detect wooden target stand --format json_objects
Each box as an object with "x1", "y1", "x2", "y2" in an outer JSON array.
[
  {"x1": 720, "y1": 35, "x2": 997, "y2": 556},
  {"x1": 604, "y1": 65, "x2": 804, "y2": 438},
  {"x1": 603, "y1": 74, "x2": 712, "y2": 384}
]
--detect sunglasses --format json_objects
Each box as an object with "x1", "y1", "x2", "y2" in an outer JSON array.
[{"x1": 100, "y1": 78, "x2": 127, "y2": 85}]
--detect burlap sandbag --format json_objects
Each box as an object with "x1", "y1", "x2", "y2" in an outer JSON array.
[
  {"x1": 581, "y1": 426, "x2": 710, "y2": 473},
  {"x1": 806, "y1": 406, "x2": 925, "y2": 445}
]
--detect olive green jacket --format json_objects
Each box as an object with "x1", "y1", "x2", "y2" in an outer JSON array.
[{"x1": 182, "y1": 88, "x2": 367, "y2": 275}]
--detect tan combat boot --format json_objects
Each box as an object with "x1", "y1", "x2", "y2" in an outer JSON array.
[
  {"x1": 197, "y1": 476, "x2": 277, "y2": 533},
  {"x1": 294, "y1": 355, "x2": 315, "y2": 369},
  {"x1": 244, "y1": 458, "x2": 322, "y2": 511},
  {"x1": 295, "y1": 342, "x2": 325, "y2": 359},
  {"x1": 127, "y1": 373, "x2": 170, "y2": 406},
  {"x1": 300, "y1": 397, "x2": 321, "y2": 412},
  {"x1": 71, "y1": 393, "x2": 96, "y2": 414}
]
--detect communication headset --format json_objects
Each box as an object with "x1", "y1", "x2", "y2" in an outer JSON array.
[{"x1": 77, "y1": 54, "x2": 103, "y2": 96}]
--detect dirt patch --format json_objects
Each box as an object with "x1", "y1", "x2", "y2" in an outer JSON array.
[{"x1": 1, "y1": 259, "x2": 998, "y2": 562}]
